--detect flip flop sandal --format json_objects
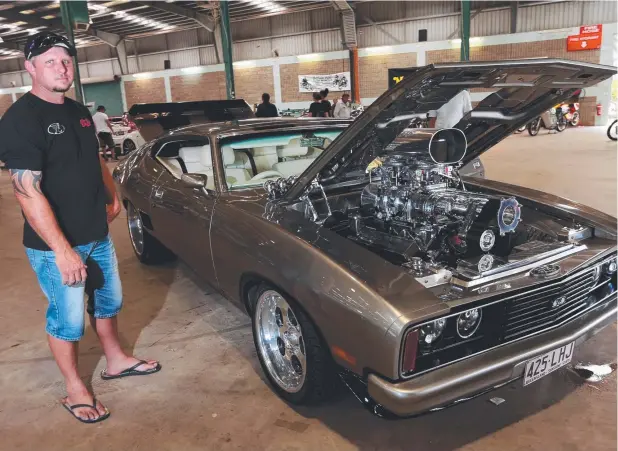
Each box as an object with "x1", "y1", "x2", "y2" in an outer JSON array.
[
  {"x1": 62, "y1": 397, "x2": 110, "y2": 424},
  {"x1": 101, "y1": 360, "x2": 162, "y2": 380}
]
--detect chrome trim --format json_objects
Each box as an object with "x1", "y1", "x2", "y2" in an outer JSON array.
[
  {"x1": 452, "y1": 244, "x2": 587, "y2": 288},
  {"x1": 399, "y1": 259, "x2": 614, "y2": 379}
]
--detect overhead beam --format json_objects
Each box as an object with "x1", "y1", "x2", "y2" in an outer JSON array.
[
  {"x1": 331, "y1": 1, "x2": 357, "y2": 50},
  {"x1": 137, "y1": 1, "x2": 216, "y2": 32}
]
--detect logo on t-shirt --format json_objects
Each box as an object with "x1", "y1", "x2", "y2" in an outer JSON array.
[
  {"x1": 80, "y1": 118, "x2": 92, "y2": 128},
  {"x1": 47, "y1": 123, "x2": 65, "y2": 135}
]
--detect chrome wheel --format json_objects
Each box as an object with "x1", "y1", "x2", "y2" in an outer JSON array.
[
  {"x1": 255, "y1": 290, "x2": 307, "y2": 393},
  {"x1": 127, "y1": 203, "x2": 144, "y2": 256}
]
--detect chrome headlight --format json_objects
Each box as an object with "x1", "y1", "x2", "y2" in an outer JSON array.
[
  {"x1": 605, "y1": 258, "x2": 617, "y2": 275},
  {"x1": 456, "y1": 308, "x2": 482, "y2": 338},
  {"x1": 419, "y1": 318, "x2": 447, "y2": 344}
]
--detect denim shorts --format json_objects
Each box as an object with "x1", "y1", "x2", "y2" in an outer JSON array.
[{"x1": 26, "y1": 234, "x2": 123, "y2": 341}]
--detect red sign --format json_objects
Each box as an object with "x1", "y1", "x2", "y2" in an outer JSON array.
[
  {"x1": 580, "y1": 24, "x2": 602, "y2": 35},
  {"x1": 567, "y1": 24, "x2": 602, "y2": 51}
]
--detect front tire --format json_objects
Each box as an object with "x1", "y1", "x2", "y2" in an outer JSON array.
[
  {"x1": 527, "y1": 118, "x2": 541, "y2": 136},
  {"x1": 127, "y1": 201, "x2": 175, "y2": 264},
  {"x1": 251, "y1": 285, "x2": 335, "y2": 405}
]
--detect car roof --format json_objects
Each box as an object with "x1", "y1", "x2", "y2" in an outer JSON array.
[{"x1": 159, "y1": 118, "x2": 352, "y2": 139}]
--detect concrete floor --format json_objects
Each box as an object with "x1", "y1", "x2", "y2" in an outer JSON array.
[{"x1": 0, "y1": 126, "x2": 616, "y2": 451}]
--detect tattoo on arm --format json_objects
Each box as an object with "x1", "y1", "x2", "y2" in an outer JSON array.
[{"x1": 9, "y1": 169, "x2": 43, "y2": 199}]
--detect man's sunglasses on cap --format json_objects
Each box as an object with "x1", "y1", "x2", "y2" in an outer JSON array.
[{"x1": 24, "y1": 32, "x2": 76, "y2": 60}]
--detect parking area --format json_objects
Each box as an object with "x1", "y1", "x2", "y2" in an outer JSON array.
[{"x1": 0, "y1": 126, "x2": 615, "y2": 451}]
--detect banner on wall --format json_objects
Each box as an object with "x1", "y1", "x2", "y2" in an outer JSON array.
[
  {"x1": 298, "y1": 72, "x2": 351, "y2": 93},
  {"x1": 567, "y1": 24, "x2": 602, "y2": 51}
]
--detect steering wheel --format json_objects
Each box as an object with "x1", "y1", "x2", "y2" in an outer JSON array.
[{"x1": 249, "y1": 170, "x2": 284, "y2": 181}]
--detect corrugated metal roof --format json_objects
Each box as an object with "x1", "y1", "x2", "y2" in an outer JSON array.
[{"x1": 0, "y1": 0, "x2": 333, "y2": 59}]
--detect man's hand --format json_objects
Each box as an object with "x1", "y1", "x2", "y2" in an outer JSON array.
[
  {"x1": 55, "y1": 246, "x2": 87, "y2": 286},
  {"x1": 106, "y1": 194, "x2": 121, "y2": 223}
]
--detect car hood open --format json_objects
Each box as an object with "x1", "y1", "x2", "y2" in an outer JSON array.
[{"x1": 283, "y1": 58, "x2": 616, "y2": 201}]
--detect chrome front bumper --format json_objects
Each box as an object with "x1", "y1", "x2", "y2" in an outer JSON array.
[{"x1": 367, "y1": 296, "x2": 617, "y2": 417}]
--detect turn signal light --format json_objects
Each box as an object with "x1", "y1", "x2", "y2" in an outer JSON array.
[{"x1": 402, "y1": 329, "x2": 419, "y2": 373}]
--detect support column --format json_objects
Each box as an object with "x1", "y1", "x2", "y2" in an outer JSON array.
[
  {"x1": 510, "y1": 1, "x2": 518, "y2": 34},
  {"x1": 60, "y1": 1, "x2": 85, "y2": 103},
  {"x1": 460, "y1": 0, "x2": 471, "y2": 62},
  {"x1": 219, "y1": 1, "x2": 235, "y2": 100},
  {"x1": 349, "y1": 48, "x2": 360, "y2": 104}
]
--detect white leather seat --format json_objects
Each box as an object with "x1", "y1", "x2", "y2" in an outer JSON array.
[
  {"x1": 273, "y1": 158, "x2": 315, "y2": 176},
  {"x1": 222, "y1": 147, "x2": 252, "y2": 186},
  {"x1": 158, "y1": 157, "x2": 183, "y2": 177},
  {"x1": 179, "y1": 145, "x2": 215, "y2": 190},
  {"x1": 252, "y1": 146, "x2": 278, "y2": 172},
  {"x1": 273, "y1": 142, "x2": 316, "y2": 176}
]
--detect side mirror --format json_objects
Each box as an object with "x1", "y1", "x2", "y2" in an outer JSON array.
[{"x1": 181, "y1": 173, "x2": 208, "y2": 188}]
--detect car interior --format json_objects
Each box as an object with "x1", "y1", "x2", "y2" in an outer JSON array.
[{"x1": 154, "y1": 131, "x2": 342, "y2": 191}]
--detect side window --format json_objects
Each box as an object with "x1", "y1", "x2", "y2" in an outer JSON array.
[{"x1": 153, "y1": 138, "x2": 215, "y2": 191}]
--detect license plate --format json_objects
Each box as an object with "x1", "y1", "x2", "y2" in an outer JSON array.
[{"x1": 523, "y1": 341, "x2": 574, "y2": 386}]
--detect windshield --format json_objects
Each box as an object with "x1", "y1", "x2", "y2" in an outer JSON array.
[{"x1": 220, "y1": 129, "x2": 344, "y2": 190}]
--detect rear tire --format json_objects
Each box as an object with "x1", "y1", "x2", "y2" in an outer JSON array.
[
  {"x1": 123, "y1": 139, "x2": 136, "y2": 155},
  {"x1": 251, "y1": 284, "x2": 336, "y2": 405},
  {"x1": 127, "y1": 201, "x2": 175, "y2": 264},
  {"x1": 527, "y1": 118, "x2": 541, "y2": 136}
]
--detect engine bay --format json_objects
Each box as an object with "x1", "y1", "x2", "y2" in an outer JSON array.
[{"x1": 271, "y1": 127, "x2": 593, "y2": 288}]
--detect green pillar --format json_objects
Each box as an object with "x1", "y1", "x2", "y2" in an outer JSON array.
[
  {"x1": 460, "y1": 0, "x2": 471, "y2": 61},
  {"x1": 219, "y1": 0, "x2": 235, "y2": 100},
  {"x1": 59, "y1": 1, "x2": 85, "y2": 104}
]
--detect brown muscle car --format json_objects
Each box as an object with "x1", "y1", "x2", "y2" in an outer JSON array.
[{"x1": 113, "y1": 59, "x2": 617, "y2": 418}]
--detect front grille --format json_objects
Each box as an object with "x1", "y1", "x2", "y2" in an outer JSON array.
[{"x1": 503, "y1": 269, "x2": 596, "y2": 341}]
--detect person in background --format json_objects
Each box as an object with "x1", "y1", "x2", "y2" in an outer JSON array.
[
  {"x1": 320, "y1": 88, "x2": 332, "y2": 117},
  {"x1": 428, "y1": 89, "x2": 472, "y2": 129},
  {"x1": 255, "y1": 92, "x2": 279, "y2": 118},
  {"x1": 92, "y1": 105, "x2": 116, "y2": 161},
  {"x1": 333, "y1": 93, "x2": 352, "y2": 119},
  {"x1": 0, "y1": 31, "x2": 160, "y2": 425},
  {"x1": 309, "y1": 92, "x2": 327, "y2": 117}
]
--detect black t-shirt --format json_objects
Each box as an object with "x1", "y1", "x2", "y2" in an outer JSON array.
[
  {"x1": 255, "y1": 102, "x2": 278, "y2": 118},
  {"x1": 0, "y1": 92, "x2": 108, "y2": 250},
  {"x1": 309, "y1": 101, "x2": 329, "y2": 117},
  {"x1": 321, "y1": 99, "x2": 332, "y2": 117}
]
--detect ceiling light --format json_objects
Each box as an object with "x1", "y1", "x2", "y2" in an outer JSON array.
[
  {"x1": 19, "y1": 10, "x2": 36, "y2": 15},
  {"x1": 181, "y1": 67, "x2": 202, "y2": 74},
  {"x1": 42, "y1": 15, "x2": 56, "y2": 19}
]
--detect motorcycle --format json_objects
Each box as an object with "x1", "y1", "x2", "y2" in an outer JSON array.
[
  {"x1": 565, "y1": 103, "x2": 580, "y2": 126},
  {"x1": 608, "y1": 119, "x2": 617, "y2": 141},
  {"x1": 527, "y1": 106, "x2": 567, "y2": 136}
]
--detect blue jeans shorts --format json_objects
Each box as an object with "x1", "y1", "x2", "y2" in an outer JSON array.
[{"x1": 26, "y1": 234, "x2": 123, "y2": 342}]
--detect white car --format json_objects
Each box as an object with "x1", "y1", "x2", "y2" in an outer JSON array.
[
  {"x1": 119, "y1": 129, "x2": 145, "y2": 155},
  {"x1": 109, "y1": 116, "x2": 145, "y2": 155}
]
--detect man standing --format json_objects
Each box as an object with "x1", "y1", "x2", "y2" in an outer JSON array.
[
  {"x1": 333, "y1": 93, "x2": 352, "y2": 119},
  {"x1": 92, "y1": 105, "x2": 116, "y2": 160},
  {"x1": 0, "y1": 32, "x2": 160, "y2": 424},
  {"x1": 255, "y1": 93, "x2": 279, "y2": 118}
]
